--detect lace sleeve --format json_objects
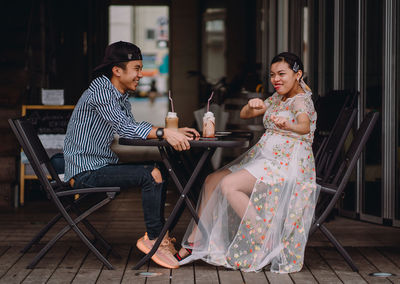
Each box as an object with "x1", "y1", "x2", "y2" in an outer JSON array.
[
  {"x1": 292, "y1": 95, "x2": 316, "y2": 119},
  {"x1": 264, "y1": 92, "x2": 278, "y2": 108}
]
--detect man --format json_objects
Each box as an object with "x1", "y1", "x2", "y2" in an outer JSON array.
[{"x1": 64, "y1": 41, "x2": 199, "y2": 269}]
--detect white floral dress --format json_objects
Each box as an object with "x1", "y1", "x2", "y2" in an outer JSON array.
[{"x1": 182, "y1": 90, "x2": 318, "y2": 273}]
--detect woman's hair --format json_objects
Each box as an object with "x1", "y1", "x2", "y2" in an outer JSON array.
[{"x1": 270, "y1": 52, "x2": 304, "y2": 77}]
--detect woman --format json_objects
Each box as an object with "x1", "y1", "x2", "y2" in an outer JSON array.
[{"x1": 176, "y1": 52, "x2": 318, "y2": 273}]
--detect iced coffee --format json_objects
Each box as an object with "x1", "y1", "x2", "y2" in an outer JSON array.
[
  {"x1": 165, "y1": 112, "x2": 179, "y2": 130},
  {"x1": 202, "y1": 111, "x2": 215, "y2": 138}
]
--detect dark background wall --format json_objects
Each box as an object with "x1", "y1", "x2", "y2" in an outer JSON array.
[{"x1": 0, "y1": 0, "x2": 258, "y2": 207}]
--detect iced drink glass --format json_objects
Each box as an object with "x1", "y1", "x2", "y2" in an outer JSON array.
[
  {"x1": 202, "y1": 111, "x2": 215, "y2": 138},
  {"x1": 165, "y1": 112, "x2": 179, "y2": 130}
]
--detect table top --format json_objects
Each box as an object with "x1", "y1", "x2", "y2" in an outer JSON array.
[{"x1": 119, "y1": 131, "x2": 252, "y2": 148}]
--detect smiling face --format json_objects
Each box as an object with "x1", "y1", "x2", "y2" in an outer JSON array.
[
  {"x1": 270, "y1": 61, "x2": 302, "y2": 98},
  {"x1": 111, "y1": 60, "x2": 143, "y2": 94}
]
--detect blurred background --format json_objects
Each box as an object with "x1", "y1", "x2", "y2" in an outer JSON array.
[{"x1": 0, "y1": 0, "x2": 399, "y2": 229}]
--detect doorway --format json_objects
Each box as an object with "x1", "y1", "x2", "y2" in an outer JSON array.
[{"x1": 109, "y1": 5, "x2": 170, "y2": 126}]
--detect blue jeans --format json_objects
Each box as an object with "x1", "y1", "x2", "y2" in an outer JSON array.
[{"x1": 72, "y1": 162, "x2": 166, "y2": 239}]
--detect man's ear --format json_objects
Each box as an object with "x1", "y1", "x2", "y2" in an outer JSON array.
[{"x1": 112, "y1": 66, "x2": 121, "y2": 77}]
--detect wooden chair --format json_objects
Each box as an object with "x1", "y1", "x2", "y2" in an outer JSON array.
[
  {"x1": 9, "y1": 117, "x2": 120, "y2": 269},
  {"x1": 311, "y1": 111, "x2": 379, "y2": 272}
]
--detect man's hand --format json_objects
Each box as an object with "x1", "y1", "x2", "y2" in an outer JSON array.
[
  {"x1": 178, "y1": 127, "x2": 200, "y2": 140},
  {"x1": 164, "y1": 128, "x2": 191, "y2": 151}
]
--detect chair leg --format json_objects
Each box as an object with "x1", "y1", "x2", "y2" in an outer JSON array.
[
  {"x1": 22, "y1": 195, "x2": 90, "y2": 253},
  {"x1": 21, "y1": 212, "x2": 63, "y2": 253},
  {"x1": 27, "y1": 197, "x2": 114, "y2": 269},
  {"x1": 319, "y1": 224, "x2": 359, "y2": 272},
  {"x1": 71, "y1": 204, "x2": 121, "y2": 259}
]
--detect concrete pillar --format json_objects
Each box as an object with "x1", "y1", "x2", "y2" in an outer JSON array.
[{"x1": 170, "y1": 0, "x2": 200, "y2": 127}]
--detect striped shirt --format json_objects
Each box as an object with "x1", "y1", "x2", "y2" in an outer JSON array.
[{"x1": 63, "y1": 75, "x2": 153, "y2": 181}]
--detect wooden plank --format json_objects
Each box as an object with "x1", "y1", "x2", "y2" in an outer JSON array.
[
  {"x1": 289, "y1": 265, "x2": 318, "y2": 284},
  {"x1": 0, "y1": 246, "x2": 24, "y2": 278},
  {"x1": 170, "y1": 262, "x2": 193, "y2": 283},
  {"x1": 317, "y1": 247, "x2": 367, "y2": 284},
  {"x1": 344, "y1": 247, "x2": 391, "y2": 284},
  {"x1": 47, "y1": 245, "x2": 88, "y2": 284},
  {"x1": 241, "y1": 268, "x2": 269, "y2": 283},
  {"x1": 0, "y1": 245, "x2": 43, "y2": 283},
  {"x1": 22, "y1": 245, "x2": 70, "y2": 283},
  {"x1": 359, "y1": 247, "x2": 400, "y2": 282},
  {"x1": 379, "y1": 247, "x2": 400, "y2": 267},
  {"x1": 96, "y1": 245, "x2": 130, "y2": 284},
  {"x1": 304, "y1": 247, "x2": 341, "y2": 283},
  {"x1": 217, "y1": 266, "x2": 244, "y2": 284},
  {"x1": 193, "y1": 261, "x2": 219, "y2": 284},
  {"x1": 0, "y1": 247, "x2": 9, "y2": 258},
  {"x1": 146, "y1": 258, "x2": 172, "y2": 284},
  {"x1": 289, "y1": 264, "x2": 318, "y2": 284},
  {"x1": 71, "y1": 246, "x2": 106, "y2": 284},
  {"x1": 265, "y1": 270, "x2": 293, "y2": 284},
  {"x1": 120, "y1": 246, "x2": 146, "y2": 284}
]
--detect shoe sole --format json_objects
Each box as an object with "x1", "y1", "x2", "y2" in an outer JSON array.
[
  {"x1": 136, "y1": 241, "x2": 179, "y2": 269},
  {"x1": 179, "y1": 254, "x2": 196, "y2": 266}
]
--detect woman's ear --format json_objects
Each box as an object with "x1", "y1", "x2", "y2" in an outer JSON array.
[{"x1": 297, "y1": 70, "x2": 303, "y2": 81}]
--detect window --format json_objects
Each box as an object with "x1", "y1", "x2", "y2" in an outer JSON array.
[{"x1": 146, "y1": 29, "x2": 155, "y2": 40}]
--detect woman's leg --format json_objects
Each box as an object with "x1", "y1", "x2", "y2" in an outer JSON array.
[
  {"x1": 186, "y1": 169, "x2": 231, "y2": 241},
  {"x1": 178, "y1": 169, "x2": 231, "y2": 258},
  {"x1": 219, "y1": 169, "x2": 257, "y2": 219}
]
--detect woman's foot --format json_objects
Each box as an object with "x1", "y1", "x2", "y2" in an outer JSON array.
[{"x1": 174, "y1": 244, "x2": 195, "y2": 265}]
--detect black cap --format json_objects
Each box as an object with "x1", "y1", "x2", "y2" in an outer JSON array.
[{"x1": 93, "y1": 41, "x2": 143, "y2": 73}]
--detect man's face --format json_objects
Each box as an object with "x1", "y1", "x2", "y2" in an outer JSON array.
[{"x1": 113, "y1": 60, "x2": 143, "y2": 93}]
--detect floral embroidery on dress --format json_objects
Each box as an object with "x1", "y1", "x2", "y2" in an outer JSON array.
[{"x1": 183, "y1": 91, "x2": 319, "y2": 274}]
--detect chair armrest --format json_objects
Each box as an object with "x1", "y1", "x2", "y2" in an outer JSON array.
[
  {"x1": 317, "y1": 182, "x2": 338, "y2": 195},
  {"x1": 56, "y1": 187, "x2": 120, "y2": 197}
]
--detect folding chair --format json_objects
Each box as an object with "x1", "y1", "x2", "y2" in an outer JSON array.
[
  {"x1": 9, "y1": 118, "x2": 120, "y2": 269},
  {"x1": 314, "y1": 89, "x2": 358, "y2": 159},
  {"x1": 311, "y1": 111, "x2": 379, "y2": 272},
  {"x1": 315, "y1": 107, "x2": 358, "y2": 182}
]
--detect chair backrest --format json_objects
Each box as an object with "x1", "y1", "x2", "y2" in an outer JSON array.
[
  {"x1": 331, "y1": 111, "x2": 379, "y2": 188},
  {"x1": 314, "y1": 111, "x2": 379, "y2": 225},
  {"x1": 9, "y1": 118, "x2": 66, "y2": 195},
  {"x1": 316, "y1": 107, "x2": 358, "y2": 182}
]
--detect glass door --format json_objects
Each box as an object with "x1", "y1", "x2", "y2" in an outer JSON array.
[
  {"x1": 360, "y1": 0, "x2": 384, "y2": 221},
  {"x1": 395, "y1": 1, "x2": 400, "y2": 227}
]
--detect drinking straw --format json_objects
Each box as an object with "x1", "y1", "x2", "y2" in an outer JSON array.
[
  {"x1": 168, "y1": 90, "x2": 174, "y2": 112},
  {"x1": 207, "y1": 91, "x2": 214, "y2": 112}
]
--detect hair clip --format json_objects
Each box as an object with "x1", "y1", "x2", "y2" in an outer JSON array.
[{"x1": 293, "y1": 62, "x2": 299, "y2": 73}]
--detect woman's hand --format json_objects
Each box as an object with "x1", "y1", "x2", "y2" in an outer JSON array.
[
  {"x1": 270, "y1": 115, "x2": 291, "y2": 131},
  {"x1": 240, "y1": 98, "x2": 267, "y2": 119},
  {"x1": 178, "y1": 127, "x2": 200, "y2": 140},
  {"x1": 248, "y1": 98, "x2": 267, "y2": 110},
  {"x1": 270, "y1": 113, "x2": 310, "y2": 134}
]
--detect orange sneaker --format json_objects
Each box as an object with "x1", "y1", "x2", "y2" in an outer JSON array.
[{"x1": 136, "y1": 232, "x2": 179, "y2": 269}]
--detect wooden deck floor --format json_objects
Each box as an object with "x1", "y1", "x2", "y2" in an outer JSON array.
[{"x1": 0, "y1": 189, "x2": 399, "y2": 283}]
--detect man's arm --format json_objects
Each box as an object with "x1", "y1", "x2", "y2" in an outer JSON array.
[{"x1": 148, "y1": 127, "x2": 200, "y2": 151}]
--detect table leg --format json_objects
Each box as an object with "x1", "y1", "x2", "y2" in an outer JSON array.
[{"x1": 132, "y1": 147, "x2": 212, "y2": 270}]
